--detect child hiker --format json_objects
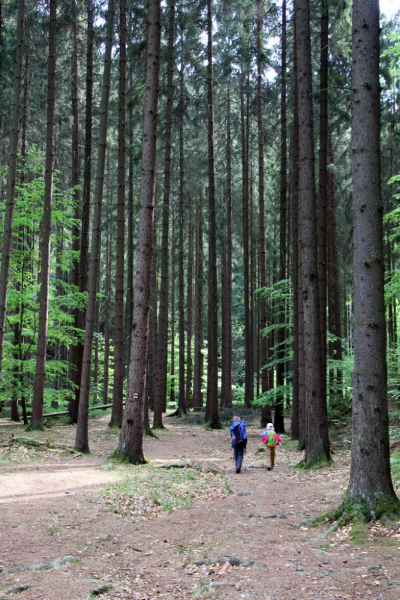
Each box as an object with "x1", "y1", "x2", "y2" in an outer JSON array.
[
  {"x1": 260, "y1": 423, "x2": 282, "y2": 471},
  {"x1": 230, "y1": 416, "x2": 247, "y2": 473}
]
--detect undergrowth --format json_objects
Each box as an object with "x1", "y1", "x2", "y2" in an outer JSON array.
[{"x1": 101, "y1": 465, "x2": 231, "y2": 520}]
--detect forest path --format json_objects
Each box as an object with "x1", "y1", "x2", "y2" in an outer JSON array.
[{"x1": 0, "y1": 413, "x2": 399, "y2": 600}]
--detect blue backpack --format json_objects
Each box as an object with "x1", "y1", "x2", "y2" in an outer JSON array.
[{"x1": 231, "y1": 422, "x2": 247, "y2": 448}]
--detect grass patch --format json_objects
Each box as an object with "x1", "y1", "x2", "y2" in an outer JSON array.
[
  {"x1": 295, "y1": 454, "x2": 333, "y2": 470},
  {"x1": 101, "y1": 465, "x2": 231, "y2": 519},
  {"x1": 349, "y1": 520, "x2": 369, "y2": 545},
  {"x1": 87, "y1": 584, "x2": 112, "y2": 598},
  {"x1": 25, "y1": 424, "x2": 46, "y2": 432}
]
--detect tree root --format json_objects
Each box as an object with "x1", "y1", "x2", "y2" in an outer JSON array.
[{"x1": 0, "y1": 555, "x2": 75, "y2": 576}]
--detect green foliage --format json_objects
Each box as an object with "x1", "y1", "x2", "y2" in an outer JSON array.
[
  {"x1": 254, "y1": 279, "x2": 293, "y2": 409},
  {"x1": 0, "y1": 148, "x2": 88, "y2": 412},
  {"x1": 326, "y1": 349, "x2": 353, "y2": 421},
  {"x1": 389, "y1": 450, "x2": 400, "y2": 491}
]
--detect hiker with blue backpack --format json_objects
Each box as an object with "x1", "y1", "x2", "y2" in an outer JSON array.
[
  {"x1": 230, "y1": 416, "x2": 247, "y2": 473},
  {"x1": 260, "y1": 423, "x2": 282, "y2": 471}
]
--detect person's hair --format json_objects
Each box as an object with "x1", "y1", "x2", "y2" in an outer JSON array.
[{"x1": 233, "y1": 415, "x2": 240, "y2": 422}]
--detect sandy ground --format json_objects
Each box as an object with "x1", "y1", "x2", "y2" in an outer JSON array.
[{"x1": 0, "y1": 412, "x2": 399, "y2": 600}]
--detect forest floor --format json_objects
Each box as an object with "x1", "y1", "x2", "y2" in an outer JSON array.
[{"x1": 0, "y1": 409, "x2": 400, "y2": 600}]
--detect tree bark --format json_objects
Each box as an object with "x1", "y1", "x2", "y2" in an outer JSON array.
[
  {"x1": 170, "y1": 205, "x2": 176, "y2": 409},
  {"x1": 347, "y1": 0, "x2": 399, "y2": 510},
  {"x1": 117, "y1": 0, "x2": 161, "y2": 462},
  {"x1": 256, "y1": 1, "x2": 270, "y2": 422},
  {"x1": 69, "y1": 0, "x2": 81, "y2": 418},
  {"x1": 125, "y1": 58, "x2": 135, "y2": 368},
  {"x1": 110, "y1": 0, "x2": 127, "y2": 428},
  {"x1": 291, "y1": 120, "x2": 300, "y2": 440},
  {"x1": 0, "y1": 0, "x2": 25, "y2": 379},
  {"x1": 192, "y1": 192, "x2": 204, "y2": 411},
  {"x1": 102, "y1": 177, "x2": 112, "y2": 407},
  {"x1": 148, "y1": 208, "x2": 158, "y2": 415},
  {"x1": 318, "y1": 0, "x2": 329, "y2": 409},
  {"x1": 186, "y1": 192, "x2": 194, "y2": 408},
  {"x1": 274, "y1": 0, "x2": 287, "y2": 435},
  {"x1": 294, "y1": 0, "x2": 330, "y2": 465},
  {"x1": 153, "y1": 0, "x2": 175, "y2": 428},
  {"x1": 178, "y1": 51, "x2": 186, "y2": 415},
  {"x1": 75, "y1": 0, "x2": 116, "y2": 451},
  {"x1": 224, "y1": 86, "x2": 233, "y2": 408},
  {"x1": 327, "y1": 141, "x2": 343, "y2": 410},
  {"x1": 241, "y1": 80, "x2": 252, "y2": 409},
  {"x1": 31, "y1": 0, "x2": 56, "y2": 428},
  {"x1": 205, "y1": 0, "x2": 220, "y2": 429},
  {"x1": 70, "y1": 0, "x2": 94, "y2": 422}
]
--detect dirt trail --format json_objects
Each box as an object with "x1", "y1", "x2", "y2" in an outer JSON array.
[{"x1": 0, "y1": 414, "x2": 399, "y2": 600}]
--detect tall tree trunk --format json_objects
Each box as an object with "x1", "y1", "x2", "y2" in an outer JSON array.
[
  {"x1": 153, "y1": 0, "x2": 175, "y2": 428},
  {"x1": 94, "y1": 299, "x2": 100, "y2": 404},
  {"x1": 206, "y1": 0, "x2": 220, "y2": 429},
  {"x1": 256, "y1": 1, "x2": 270, "y2": 423},
  {"x1": 110, "y1": 0, "x2": 126, "y2": 427},
  {"x1": 70, "y1": 0, "x2": 81, "y2": 416},
  {"x1": 224, "y1": 85, "x2": 233, "y2": 408},
  {"x1": 346, "y1": 0, "x2": 399, "y2": 511},
  {"x1": 170, "y1": 205, "x2": 176, "y2": 409},
  {"x1": 148, "y1": 208, "x2": 158, "y2": 415},
  {"x1": 70, "y1": 0, "x2": 94, "y2": 422},
  {"x1": 75, "y1": 0, "x2": 116, "y2": 451},
  {"x1": 294, "y1": 0, "x2": 330, "y2": 465},
  {"x1": 220, "y1": 219, "x2": 227, "y2": 407},
  {"x1": 125, "y1": 59, "x2": 135, "y2": 367},
  {"x1": 0, "y1": 0, "x2": 25, "y2": 379},
  {"x1": 31, "y1": 0, "x2": 56, "y2": 427},
  {"x1": 291, "y1": 23, "x2": 306, "y2": 445},
  {"x1": 291, "y1": 121, "x2": 300, "y2": 440},
  {"x1": 178, "y1": 52, "x2": 186, "y2": 415},
  {"x1": 274, "y1": 0, "x2": 287, "y2": 434},
  {"x1": 327, "y1": 141, "x2": 343, "y2": 410},
  {"x1": 318, "y1": 0, "x2": 329, "y2": 409},
  {"x1": 192, "y1": 192, "x2": 204, "y2": 411},
  {"x1": 186, "y1": 192, "x2": 194, "y2": 408},
  {"x1": 102, "y1": 178, "x2": 112, "y2": 406},
  {"x1": 117, "y1": 0, "x2": 161, "y2": 463},
  {"x1": 241, "y1": 81, "x2": 252, "y2": 409}
]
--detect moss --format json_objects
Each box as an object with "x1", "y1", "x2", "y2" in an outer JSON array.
[
  {"x1": 144, "y1": 428, "x2": 158, "y2": 439},
  {"x1": 25, "y1": 424, "x2": 46, "y2": 432},
  {"x1": 108, "y1": 419, "x2": 122, "y2": 430},
  {"x1": 152, "y1": 423, "x2": 166, "y2": 431},
  {"x1": 204, "y1": 420, "x2": 224, "y2": 430},
  {"x1": 73, "y1": 445, "x2": 90, "y2": 455},
  {"x1": 311, "y1": 509, "x2": 337, "y2": 528},
  {"x1": 349, "y1": 520, "x2": 369, "y2": 545},
  {"x1": 304, "y1": 453, "x2": 332, "y2": 469},
  {"x1": 88, "y1": 584, "x2": 112, "y2": 598},
  {"x1": 319, "y1": 493, "x2": 400, "y2": 528},
  {"x1": 111, "y1": 449, "x2": 148, "y2": 465}
]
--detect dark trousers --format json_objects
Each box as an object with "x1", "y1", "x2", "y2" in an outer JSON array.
[{"x1": 234, "y1": 441, "x2": 246, "y2": 472}]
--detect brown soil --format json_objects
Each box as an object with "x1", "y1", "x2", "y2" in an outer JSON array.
[{"x1": 0, "y1": 412, "x2": 399, "y2": 600}]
